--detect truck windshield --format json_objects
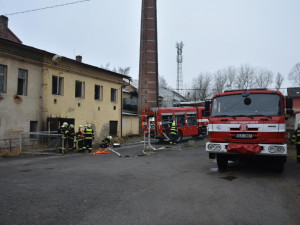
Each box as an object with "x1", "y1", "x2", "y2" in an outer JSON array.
[{"x1": 211, "y1": 93, "x2": 282, "y2": 118}]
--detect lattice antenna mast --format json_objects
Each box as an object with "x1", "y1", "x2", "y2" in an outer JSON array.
[{"x1": 176, "y1": 41, "x2": 184, "y2": 94}]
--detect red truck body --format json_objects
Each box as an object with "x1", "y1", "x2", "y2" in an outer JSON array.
[
  {"x1": 205, "y1": 89, "x2": 292, "y2": 171},
  {"x1": 142, "y1": 107, "x2": 208, "y2": 142}
]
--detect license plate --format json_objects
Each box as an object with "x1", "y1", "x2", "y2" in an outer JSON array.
[{"x1": 236, "y1": 133, "x2": 252, "y2": 138}]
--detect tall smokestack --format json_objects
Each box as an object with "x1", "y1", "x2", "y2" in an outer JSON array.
[{"x1": 138, "y1": 0, "x2": 159, "y2": 116}]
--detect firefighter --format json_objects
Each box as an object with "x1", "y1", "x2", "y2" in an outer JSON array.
[
  {"x1": 57, "y1": 122, "x2": 69, "y2": 153},
  {"x1": 76, "y1": 125, "x2": 84, "y2": 152},
  {"x1": 68, "y1": 124, "x2": 75, "y2": 151},
  {"x1": 169, "y1": 122, "x2": 178, "y2": 145},
  {"x1": 84, "y1": 123, "x2": 94, "y2": 153},
  {"x1": 100, "y1": 136, "x2": 112, "y2": 149},
  {"x1": 292, "y1": 121, "x2": 300, "y2": 163}
]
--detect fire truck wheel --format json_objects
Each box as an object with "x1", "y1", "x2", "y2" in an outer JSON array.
[
  {"x1": 176, "y1": 131, "x2": 183, "y2": 143},
  {"x1": 217, "y1": 154, "x2": 228, "y2": 170},
  {"x1": 273, "y1": 158, "x2": 284, "y2": 173}
]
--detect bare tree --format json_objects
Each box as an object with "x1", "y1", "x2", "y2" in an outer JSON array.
[
  {"x1": 254, "y1": 68, "x2": 273, "y2": 88},
  {"x1": 159, "y1": 75, "x2": 168, "y2": 89},
  {"x1": 288, "y1": 63, "x2": 300, "y2": 86},
  {"x1": 118, "y1": 67, "x2": 130, "y2": 76},
  {"x1": 190, "y1": 73, "x2": 212, "y2": 101},
  {"x1": 224, "y1": 66, "x2": 236, "y2": 89},
  {"x1": 236, "y1": 64, "x2": 255, "y2": 89},
  {"x1": 213, "y1": 70, "x2": 227, "y2": 93},
  {"x1": 275, "y1": 73, "x2": 284, "y2": 91}
]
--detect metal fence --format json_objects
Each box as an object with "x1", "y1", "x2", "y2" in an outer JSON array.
[
  {"x1": 0, "y1": 138, "x2": 20, "y2": 151},
  {"x1": 19, "y1": 131, "x2": 63, "y2": 154}
]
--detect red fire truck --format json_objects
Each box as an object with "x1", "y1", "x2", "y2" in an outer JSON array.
[
  {"x1": 142, "y1": 107, "x2": 208, "y2": 142},
  {"x1": 204, "y1": 89, "x2": 293, "y2": 172}
]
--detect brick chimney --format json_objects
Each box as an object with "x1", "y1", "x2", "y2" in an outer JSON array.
[
  {"x1": 0, "y1": 16, "x2": 8, "y2": 39},
  {"x1": 138, "y1": 0, "x2": 159, "y2": 117},
  {"x1": 76, "y1": 55, "x2": 82, "y2": 62}
]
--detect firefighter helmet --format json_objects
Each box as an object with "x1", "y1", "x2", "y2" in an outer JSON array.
[
  {"x1": 172, "y1": 122, "x2": 176, "y2": 126},
  {"x1": 62, "y1": 122, "x2": 68, "y2": 127},
  {"x1": 107, "y1": 136, "x2": 112, "y2": 140},
  {"x1": 70, "y1": 124, "x2": 74, "y2": 128}
]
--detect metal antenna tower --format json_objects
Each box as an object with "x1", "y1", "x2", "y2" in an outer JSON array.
[{"x1": 176, "y1": 41, "x2": 184, "y2": 94}]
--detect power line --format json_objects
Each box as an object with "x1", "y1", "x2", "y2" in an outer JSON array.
[{"x1": 4, "y1": 0, "x2": 90, "y2": 16}]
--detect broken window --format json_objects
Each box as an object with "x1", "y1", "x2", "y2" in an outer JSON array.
[
  {"x1": 0, "y1": 64, "x2": 7, "y2": 93},
  {"x1": 17, "y1": 69, "x2": 28, "y2": 96}
]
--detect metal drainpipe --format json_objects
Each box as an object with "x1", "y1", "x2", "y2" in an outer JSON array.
[{"x1": 120, "y1": 87, "x2": 123, "y2": 138}]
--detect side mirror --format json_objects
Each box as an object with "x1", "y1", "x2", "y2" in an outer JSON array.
[
  {"x1": 205, "y1": 100, "x2": 211, "y2": 111},
  {"x1": 204, "y1": 100, "x2": 211, "y2": 117}
]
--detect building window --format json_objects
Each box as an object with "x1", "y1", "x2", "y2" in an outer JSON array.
[
  {"x1": 17, "y1": 69, "x2": 28, "y2": 96},
  {"x1": 52, "y1": 75, "x2": 64, "y2": 95},
  {"x1": 30, "y1": 121, "x2": 38, "y2": 139},
  {"x1": 111, "y1": 88, "x2": 118, "y2": 102},
  {"x1": 95, "y1": 85, "x2": 103, "y2": 100},
  {"x1": 0, "y1": 64, "x2": 7, "y2": 93},
  {"x1": 75, "y1": 80, "x2": 85, "y2": 98}
]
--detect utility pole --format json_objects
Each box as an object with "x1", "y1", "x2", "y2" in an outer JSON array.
[{"x1": 176, "y1": 41, "x2": 184, "y2": 94}]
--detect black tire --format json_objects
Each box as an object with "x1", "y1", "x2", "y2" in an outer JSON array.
[
  {"x1": 217, "y1": 154, "x2": 228, "y2": 170},
  {"x1": 176, "y1": 131, "x2": 183, "y2": 143},
  {"x1": 273, "y1": 158, "x2": 284, "y2": 173}
]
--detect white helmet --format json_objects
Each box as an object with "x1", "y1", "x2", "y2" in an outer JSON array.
[{"x1": 62, "y1": 122, "x2": 68, "y2": 127}]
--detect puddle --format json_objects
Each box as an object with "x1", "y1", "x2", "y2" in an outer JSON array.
[
  {"x1": 221, "y1": 176, "x2": 237, "y2": 181},
  {"x1": 210, "y1": 168, "x2": 218, "y2": 172}
]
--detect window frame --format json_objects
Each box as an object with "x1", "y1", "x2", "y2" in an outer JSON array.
[
  {"x1": 0, "y1": 64, "x2": 7, "y2": 93},
  {"x1": 111, "y1": 88, "x2": 118, "y2": 102},
  {"x1": 94, "y1": 84, "x2": 103, "y2": 101},
  {"x1": 17, "y1": 69, "x2": 28, "y2": 96},
  {"x1": 52, "y1": 75, "x2": 64, "y2": 95},
  {"x1": 75, "y1": 80, "x2": 85, "y2": 98}
]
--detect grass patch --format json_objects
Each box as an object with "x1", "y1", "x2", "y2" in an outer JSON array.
[{"x1": 0, "y1": 148, "x2": 21, "y2": 157}]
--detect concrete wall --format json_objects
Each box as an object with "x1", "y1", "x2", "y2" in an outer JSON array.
[
  {"x1": 42, "y1": 58, "x2": 124, "y2": 142},
  {"x1": 122, "y1": 116, "x2": 140, "y2": 136},
  {"x1": 0, "y1": 54, "x2": 43, "y2": 140}
]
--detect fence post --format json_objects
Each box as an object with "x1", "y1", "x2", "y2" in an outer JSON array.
[{"x1": 20, "y1": 133, "x2": 23, "y2": 152}]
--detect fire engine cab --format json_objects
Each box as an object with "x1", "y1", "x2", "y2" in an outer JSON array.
[
  {"x1": 204, "y1": 89, "x2": 293, "y2": 172},
  {"x1": 142, "y1": 107, "x2": 208, "y2": 142}
]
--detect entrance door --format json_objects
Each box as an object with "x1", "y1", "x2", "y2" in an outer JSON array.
[{"x1": 109, "y1": 121, "x2": 118, "y2": 137}]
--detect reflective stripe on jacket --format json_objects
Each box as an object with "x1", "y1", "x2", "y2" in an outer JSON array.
[
  {"x1": 170, "y1": 124, "x2": 178, "y2": 135},
  {"x1": 292, "y1": 128, "x2": 300, "y2": 144},
  {"x1": 84, "y1": 128, "x2": 94, "y2": 139}
]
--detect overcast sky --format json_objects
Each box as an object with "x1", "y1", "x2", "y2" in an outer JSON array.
[{"x1": 1, "y1": 0, "x2": 300, "y2": 90}]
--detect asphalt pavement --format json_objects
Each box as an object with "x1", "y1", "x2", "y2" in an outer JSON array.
[{"x1": 0, "y1": 137, "x2": 300, "y2": 225}]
